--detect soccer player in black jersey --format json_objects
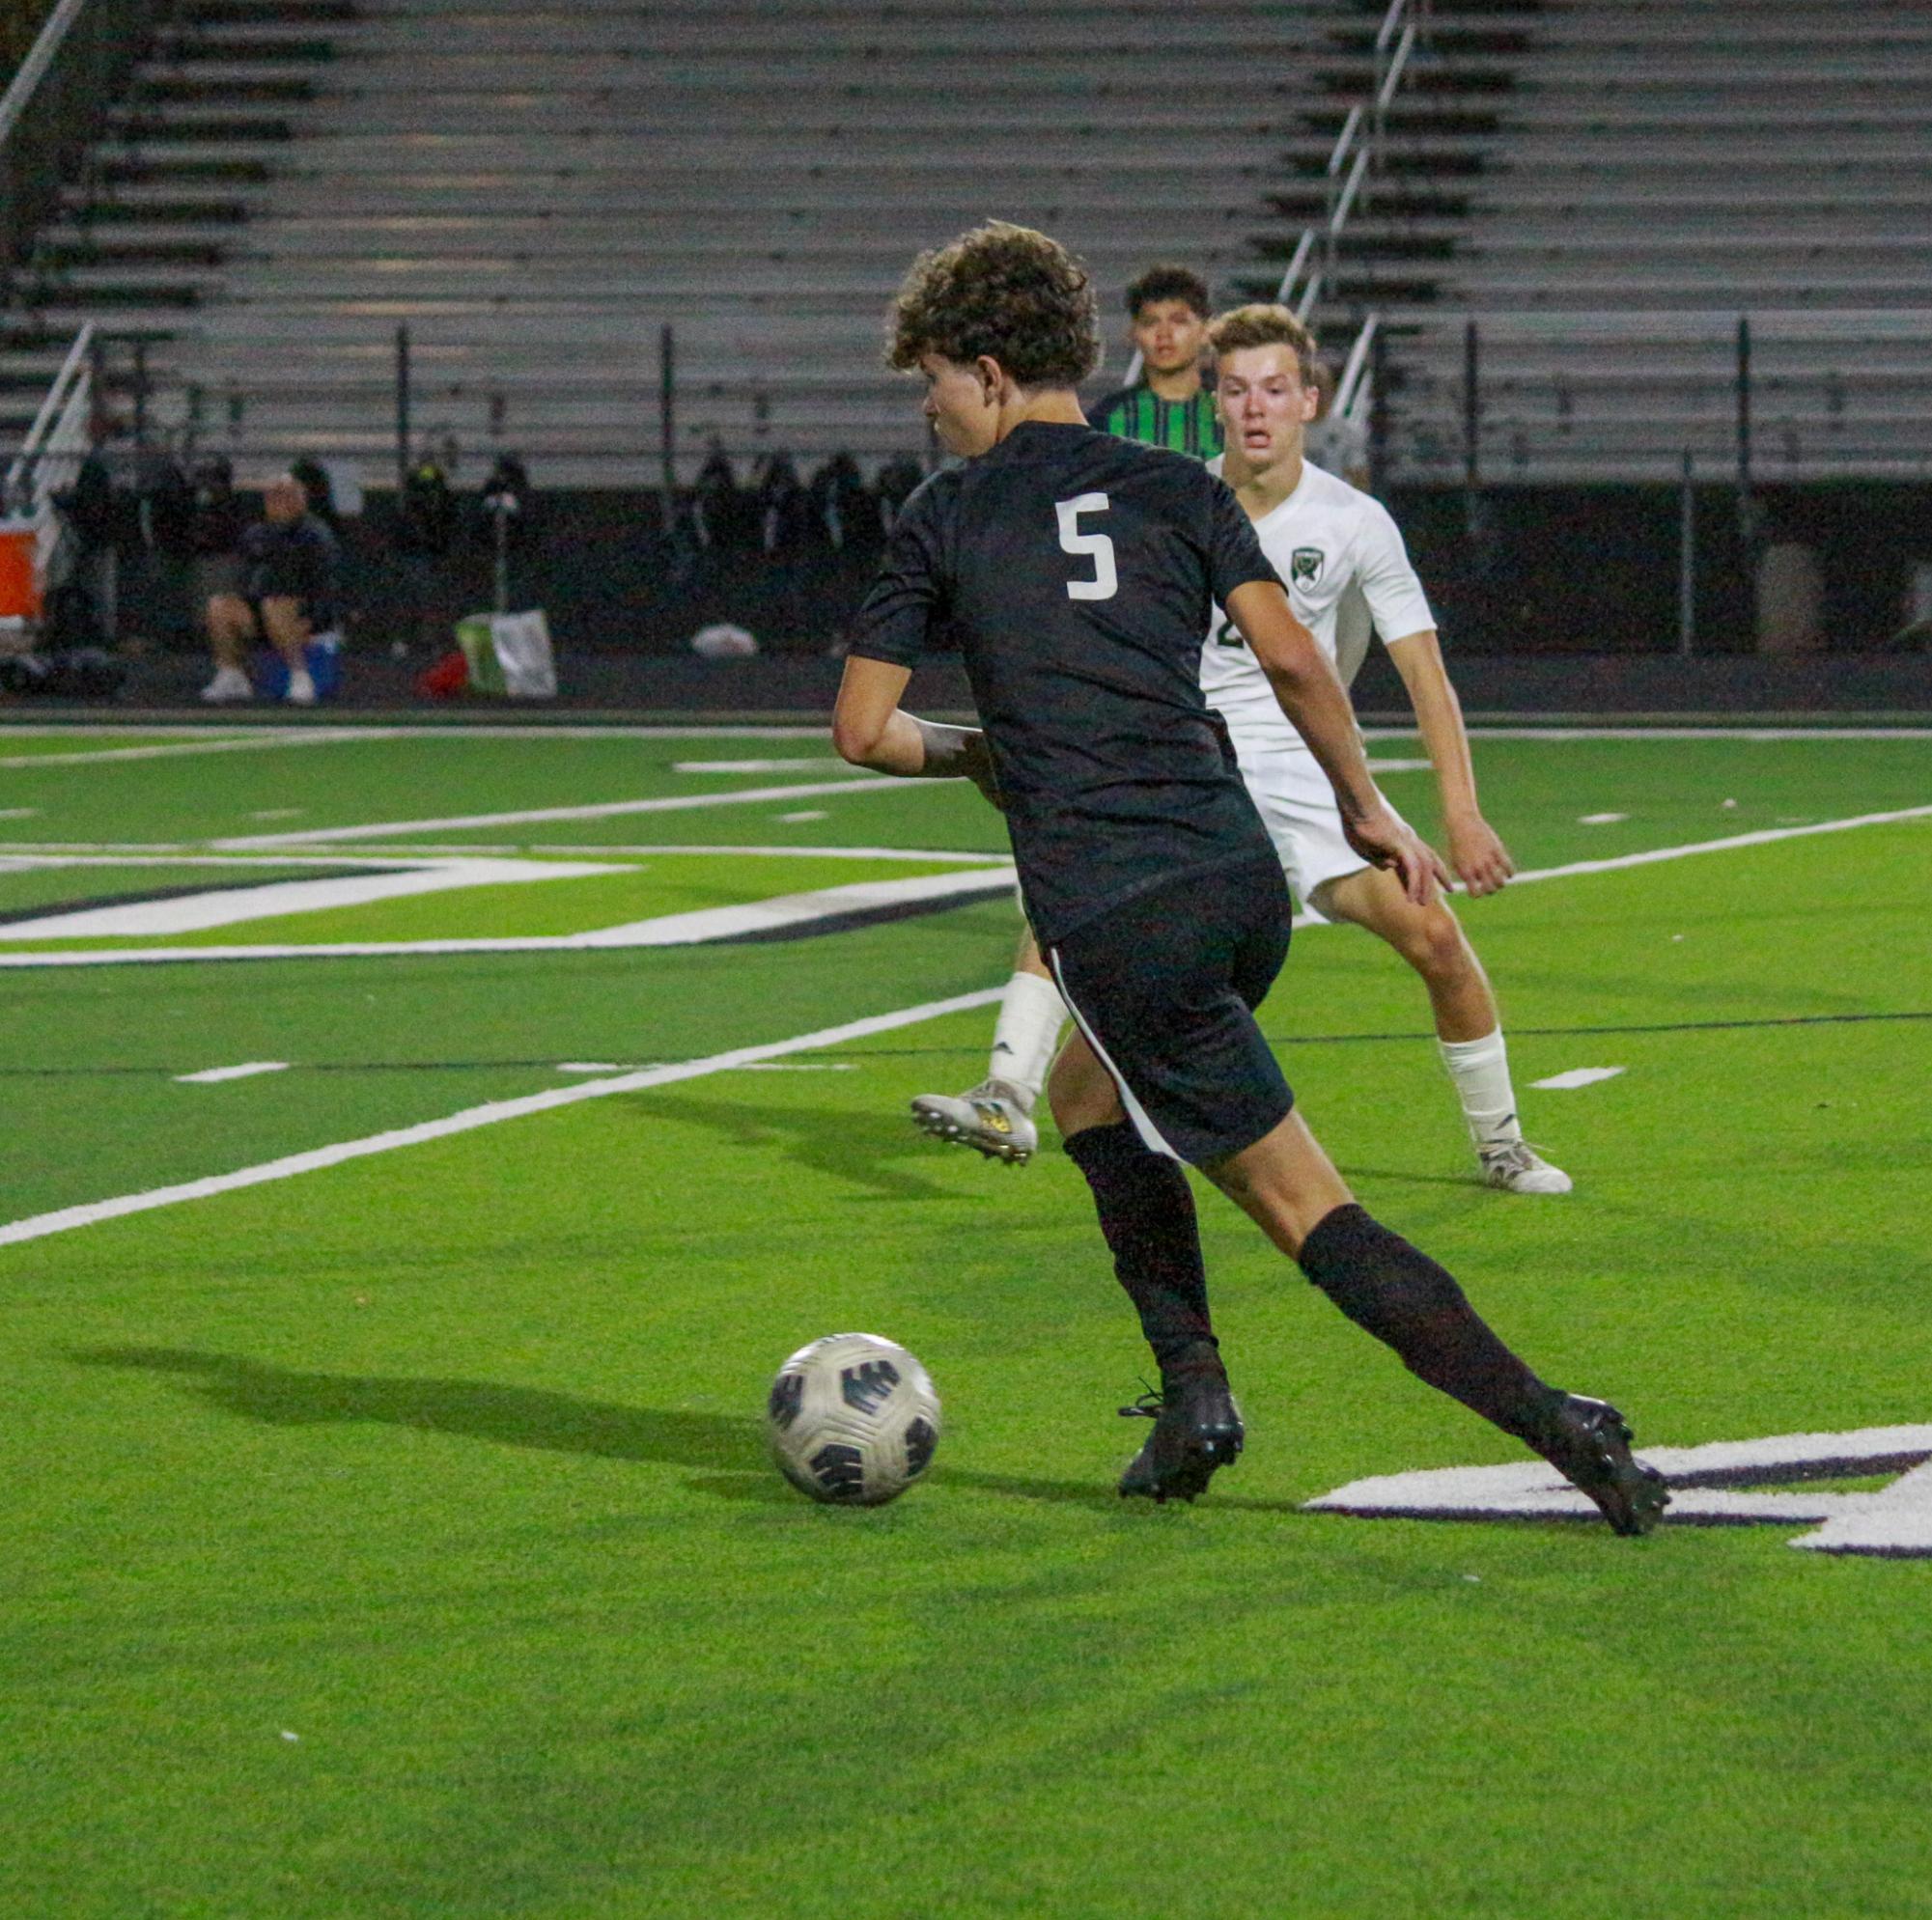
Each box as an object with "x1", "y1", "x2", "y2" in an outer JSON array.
[{"x1": 831, "y1": 222, "x2": 1666, "y2": 1535}]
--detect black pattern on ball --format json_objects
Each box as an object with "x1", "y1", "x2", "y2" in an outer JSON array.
[
  {"x1": 809, "y1": 1443, "x2": 866, "y2": 1501},
  {"x1": 840, "y1": 1358, "x2": 901, "y2": 1415},
  {"x1": 904, "y1": 1417, "x2": 937, "y2": 1480},
  {"x1": 768, "y1": 1371, "x2": 805, "y2": 1431}
]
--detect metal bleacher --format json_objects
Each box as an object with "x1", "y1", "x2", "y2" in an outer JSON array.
[
  {"x1": 1318, "y1": 0, "x2": 1932, "y2": 485},
  {"x1": 14, "y1": 0, "x2": 1347, "y2": 487}
]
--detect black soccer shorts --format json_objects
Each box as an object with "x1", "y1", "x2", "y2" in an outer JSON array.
[{"x1": 1047, "y1": 855, "x2": 1296, "y2": 1166}]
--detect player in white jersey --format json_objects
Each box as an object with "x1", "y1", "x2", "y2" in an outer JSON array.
[{"x1": 913, "y1": 300, "x2": 1568, "y2": 1196}]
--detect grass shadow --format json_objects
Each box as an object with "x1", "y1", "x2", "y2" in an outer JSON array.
[
  {"x1": 68, "y1": 1348, "x2": 1309, "y2": 1515},
  {"x1": 69, "y1": 1345, "x2": 765, "y2": 1470},
  {"x1": 613, "y1": 1088, "x2": 960, "y2": 1201}
]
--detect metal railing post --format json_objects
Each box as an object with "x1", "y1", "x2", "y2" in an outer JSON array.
[
  {"x1": 1462, "y1": 316, "x2": 1480, "y2": 489},
  {"x1": 658, "y1": 322, "x2": 678, "y2": 509},
  {"x1": 394, "y1": 323, "x2": 411, "y2": 487},
  {"x1": 1678, "y1": 450, "x2": 1696, "y2": 656}
]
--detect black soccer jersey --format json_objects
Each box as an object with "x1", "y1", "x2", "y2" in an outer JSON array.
[{"x1": 848, "y1": 420, "x2": 1282, "y2": 945}]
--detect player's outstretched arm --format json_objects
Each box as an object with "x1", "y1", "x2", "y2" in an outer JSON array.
[
  {"x1": 1386, "y1": 628, "x2": 1514, "y2": 898},
  {"x1": 832, "y1": 655, "x2": 1002, "y2": 805},
  {"x1": 1226, "y1": 579, "x2": 1447, "y2": 905}
]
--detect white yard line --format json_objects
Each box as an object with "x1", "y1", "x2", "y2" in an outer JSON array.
[
  {"x1": 1498, "y1": 804, "x2": 1932, "y2": 889},
  {"x1": 0, "y1": 723, "x2": 829, "y2": 741},
  {"x1": 0, "y1": 864, "x2": 1020, "y2": 965},
  {"x1": 1531, "y1": 1067, "x2": 1626, "y2": 1091},
  {"x1": 213, "y1": 777, "x2": 908, "y2": 849},
  {"x1": 0, "y1": 858, "x2": 625, "y2": 941},
  {"x1": 0, "y1": 730, "x2": 359, "y2": 769},
  {"x1": 1451, "y1": 728, "x2": 1932, "y2": 742},
  {"x1": 0, "y1": 841, "x2": 1009, "y2": 864},
  {"x1": 4, "y1": 722, "x2": 1929, "y2": 745},
  {"x1": 174, "y1": 1062, "x2": 292, "y2": 1085},
  {"x1": 0, "y1": 987, "x2": 1006, "y2": 1248},
  {"x1": 674, "y1": 758, "x2": 845, "y2": 774}
]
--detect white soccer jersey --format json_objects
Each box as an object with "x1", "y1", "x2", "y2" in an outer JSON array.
[{"x1": 1201, "y1": 456, "x2": 1435, "y2": 747}]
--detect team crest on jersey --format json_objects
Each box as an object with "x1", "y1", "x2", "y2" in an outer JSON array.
[{"x1": 1290, "y1": 546, "x2": 1325, "y2": 587}]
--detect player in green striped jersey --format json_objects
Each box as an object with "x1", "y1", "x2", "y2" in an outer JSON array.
[{"x1": 1084, "y1": 263, "x2": 1222, "y2": 459}]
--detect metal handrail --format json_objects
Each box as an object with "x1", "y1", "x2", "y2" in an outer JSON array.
[
  {"x1": 5, "y1": 323, "x2": 95, "y2": 596},
  {"x1": 1277, "y1": 0, "x2": 1426, "y2": 321},
  {"x1": 0, "y1": 0, "x2": 88, "y2": 149},
  {"x1": 6, "y1": 320, "x2": 93, "y2": 493},
  {"x1": 0, "y1": 0, "x2": 165, "y2": 282},
  {"x1": 1335, "y1": 312, "x2": 1379, "y2": 421}
]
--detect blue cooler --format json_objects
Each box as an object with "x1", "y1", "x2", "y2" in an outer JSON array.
[{"x1": 260, "y1": 630, "x2": 343, "y2": 700}]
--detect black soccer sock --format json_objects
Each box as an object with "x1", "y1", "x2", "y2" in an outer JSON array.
[
  {"x1": 1297, "y1": 1204, "x2": 1562, "y2": 1445},
  {"x1": 1064, "y1": 1121, "x2": 1221, "y2": 1381}
]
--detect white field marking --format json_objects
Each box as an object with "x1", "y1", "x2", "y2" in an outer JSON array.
[
  {"x1": 174, "y1": 1061, "x2": 292, "y2": 1085},
  {"x1": 0, "y1": 864, "x2": 1020, "y2": 966},
  {"x1": 561, "y1": 1060, "x2": 853, "y2": 1075},
  {"x1": 1579, "y1": 812, "x2": 1629, "y2": 825},
  {"x1": 737, "y1": 1061, "x2": 857, "y2": 1072},
  {"x1": 11, "y1": 800, "x2": 1927, "y2": 964},
  {"x1": 779, "y1": 811, "x2": 828, "y2": 822},
  {"x1": 0, "y1": 723, "x2": 830, "y2": 741},
  {"x1": 0, "y1": 840, "x2": 1011, "y2": 865},
  {"x1": 527, "y1": 843, "x2": 1009, "y2": 864},
  {"x1": 1497, "y1": 804, "x2": 1932, "y2": 890},
  {"x1": 0, "y1": 730, "x2": 365, "y2": 769},
  {"x1": 1531, "y1": 1067, "x2": 1626, "y2": 1091},
  {"x1": 214, "y1": 777, "x2": 908, "y2": 849},
  {"x1": 1306, "y1": 1425, "x2": 1932, "y2": 1560},
  {"x1": 249, "y1": 808, "x2": 306, "y2": 821},
  {"x1": 0, "y1": 807, "x2": 40, "y2": 820},
  {"x1": 0, "y1": 849, "x2": 508, "y2": 869},
  {"x1": 674, "y1": 758, "x2": 843, "y2": 774},
  {"x1": 1443, "y1": 728, "x2": 1932, "y2": 742},
  {"x1": 1363, "y1": 757, "x2": 1432, "y2": 774},
  {"x1": 0, "y1": 857, "x2": 625, "y2": 940},
  {"x1": 0, "y1": 987, "x2": 1007, "y2": 1248},
  {"x1": 2, "y1": 722, "x2": 1928, "y2": 747}
]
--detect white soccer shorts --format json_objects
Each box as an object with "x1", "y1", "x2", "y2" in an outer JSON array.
[{"x1": 1227, "y1": 733, "x2": 1395, "y2": 914}]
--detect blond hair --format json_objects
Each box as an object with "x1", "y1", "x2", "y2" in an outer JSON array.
[{"x1": 1206, "y1": 304, "x2": 1318, "y2": 384}]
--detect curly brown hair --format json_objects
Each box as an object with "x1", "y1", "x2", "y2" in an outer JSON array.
[
  {"x1": 1206, "y1": 303, "x2": 1319, "y2": 385},
  {"x1": 886, "y1": 221, "x2": 1102, "y2": 388}
]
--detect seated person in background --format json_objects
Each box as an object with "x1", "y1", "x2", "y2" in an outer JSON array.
[{"x1": 201, "y1": 473, "x2": 342, "y2": 706}]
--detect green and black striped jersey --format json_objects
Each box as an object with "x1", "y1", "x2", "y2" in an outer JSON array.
[{"x1": 1084, "y1": 382, "x2": 1223, "y2": 459}]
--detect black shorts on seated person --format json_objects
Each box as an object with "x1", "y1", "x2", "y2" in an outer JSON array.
[{"x1": 1045, "y1": 853, "x2": 1296, "y2": 1167}]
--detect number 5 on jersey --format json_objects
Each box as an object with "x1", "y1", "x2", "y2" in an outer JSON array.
[{"x1": 1056, "y1": 492, "x2": 1117, "y2": 601}]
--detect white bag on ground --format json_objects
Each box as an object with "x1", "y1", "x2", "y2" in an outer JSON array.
[{"x1": 457, "y1": 610, "x2": 557, "y2": 698}]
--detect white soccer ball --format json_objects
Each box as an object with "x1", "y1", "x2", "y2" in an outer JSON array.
[{"x1": 767, "y1": 1332, "x2": 941, "y2": 1507}]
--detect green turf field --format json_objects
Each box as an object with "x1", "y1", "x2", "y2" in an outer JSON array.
[{"x1": 3, "y1": 723, "x2": 1929, "y2": 1920}]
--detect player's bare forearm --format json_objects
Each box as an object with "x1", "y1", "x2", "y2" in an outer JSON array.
[
  {"x1": 1387, "y1": 630, "x2": 1514, "y2": 895},
  {"x1": 831, "y1": 656, "x2": 1000, "y2": 802}
]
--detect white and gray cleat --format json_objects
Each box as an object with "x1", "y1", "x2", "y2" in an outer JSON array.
[
  {"x1": 1479, "y1": 1139, "x2": 1573, "y2": 1195},
  {"x1": 910, "y1": 1077, "x2": 1038, "y2": 1165},
  {"x1": 200, "y1": 666, "x2": 254, "y2": 704}
]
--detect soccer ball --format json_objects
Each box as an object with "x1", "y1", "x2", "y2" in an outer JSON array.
[{"x1": 767, "y1": 1333, "x2": 941, "y2": 1507}]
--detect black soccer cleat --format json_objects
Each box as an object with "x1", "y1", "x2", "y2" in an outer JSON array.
[
  {"x1": 1117, "y1": 1373, "x2": 1245, "y2": 1504},
  {"x1": 1537, "y1": 1394, "x2": 1670, "y2": 1537}
]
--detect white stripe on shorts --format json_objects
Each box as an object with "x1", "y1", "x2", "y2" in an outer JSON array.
[{"x1": 1047, "y1": 948, "x2": 1181, "y2": 1161}]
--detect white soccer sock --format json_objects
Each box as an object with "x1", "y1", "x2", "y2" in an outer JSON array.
[
  {"x1": 1437, "y1": 1027, "x2": 1524, "y2": 1151},
  {"x1": 987, "y1": 970, "x2": 1066, "y2": 1112}
]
